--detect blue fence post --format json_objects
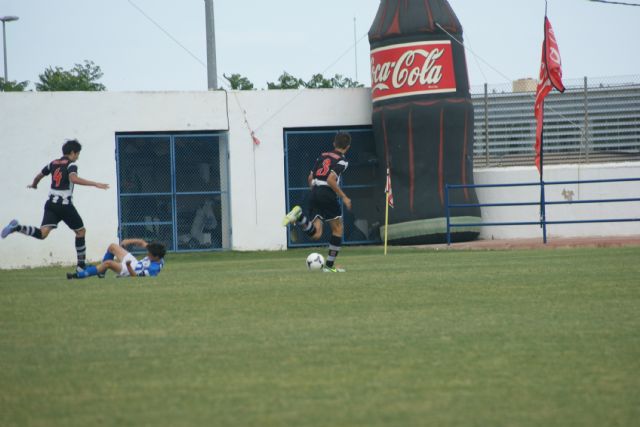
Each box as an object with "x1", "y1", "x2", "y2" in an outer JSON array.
[
  {"x1": 445, "y1": 184, "x2": 451, "y2": 246},
  {"x1": 540, "y1": 180, "x2": 548, "y2": 244},
  {"x1": 170, "y1": 136, "x2": 179, "y2": 252}
]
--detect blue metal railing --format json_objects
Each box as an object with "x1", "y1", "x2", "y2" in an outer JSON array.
[{"x1": 445, "y1": 177, "x2": 640, "y2": 245}]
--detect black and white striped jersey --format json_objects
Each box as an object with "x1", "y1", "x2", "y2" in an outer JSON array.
[
  {"x1": 41, "y1": 156, "x2": 78, "y2": 205},
  {"x1": 310, "y1": 150, "x2": 349, "y2": 188}
]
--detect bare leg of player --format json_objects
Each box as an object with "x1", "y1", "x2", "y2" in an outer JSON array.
[
  {"x1": 106, "y1": 243, "x2": 130, "y2": 262},
  {"x1": 310, "y1": 218, "x2": 324, "y2": 240}
]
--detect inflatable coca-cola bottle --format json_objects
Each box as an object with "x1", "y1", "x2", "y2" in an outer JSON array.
[{"x1": 369, "y1": 0, "x2": 481, "y2": 244}]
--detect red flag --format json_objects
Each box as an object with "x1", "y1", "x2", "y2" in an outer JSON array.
[
  {"x1": 534, "y1": 16, "x2": 565, "y2": 173},
  {"x1": 251, "y1": 131, "x2": 261, "y2": 146},
  {"x1": 385, "y1": 167, "x2": 394, "y2": 208}
]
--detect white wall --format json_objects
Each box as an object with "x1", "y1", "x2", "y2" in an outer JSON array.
[
  {"x1": 1, "y1": 90, "x2": 638, "y2": 269},
  {"x1": 473, "y1": 162, "x2": 640, "y2": 240},
  {"x1": 0, "y1": 89, "x2": 371, "y2": 268},
  {"x1": 225, "y1": 89, "x2": 372, "y2": 251}
]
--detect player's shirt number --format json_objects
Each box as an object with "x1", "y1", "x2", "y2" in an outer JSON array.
[
  {"x1": 53, "y1": 168, "x2": 63, "y2": 188},
  {"x1": 316, "y1": 158, "x2": 331, "y2": 177}
]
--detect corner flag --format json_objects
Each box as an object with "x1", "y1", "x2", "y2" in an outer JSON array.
[
  {"x1": 383, "y1": 166, "x2": 394, "y2": 255},
  {"x1": 385, "y1": 167, "x2": 394, "y2": 208}
]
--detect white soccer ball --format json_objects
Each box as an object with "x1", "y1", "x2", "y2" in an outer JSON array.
[{"x1": 306, "y1": 252, "x2": 325, "y2": 271}]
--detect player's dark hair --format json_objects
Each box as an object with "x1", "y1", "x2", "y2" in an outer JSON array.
[
  {"x1": 147, "y1": 242, "x2": 166, "y2": 259},
  {"x1": 333, "y1": 132, "x2": 352, "y2": 150},
  {"x1": 62, "y1": 139, "x2": 82, "y2": 155}
]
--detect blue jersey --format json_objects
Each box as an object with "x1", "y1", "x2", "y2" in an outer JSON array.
[{"x1": 134, "y1": 257, "x2": 164, "y2": 277}]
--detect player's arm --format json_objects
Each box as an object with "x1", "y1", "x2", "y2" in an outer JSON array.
[
  {"x1": 120, "y1": 238, "x2": 148, "y2": 248},
  {"x1": 69, "y1": 173, "x2": 110, "y2": 190},
  {"x1": 125, "y1": 260, "x2": 138, "y2": 277},
  {"x1": 327, "y1": 172, "x2": 351, "y2": 210},
  {"x1": 27, "y1": 172, "x2": 46, "y2": 189},
  {"x1": 307, "y1": 171, "x2": 314, "y2": 188}
]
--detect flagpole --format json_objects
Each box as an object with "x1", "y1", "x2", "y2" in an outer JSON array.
[
  {"x1": 540, "y1": 126, "x2": 548, "y2": 244},
  {"x1": 384, "y1": 191, "x2": 390, "y2": 255},
  {"x1": 540, "y1": 6, "x2": 548, "y2": 244},
  {"x1": 536, "y1": 2, "x2": 563, "y2": 245}
]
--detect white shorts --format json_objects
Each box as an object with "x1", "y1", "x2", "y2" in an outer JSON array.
[{"x1": 118, "y1": 253, "x2": 138, "y2": 277}]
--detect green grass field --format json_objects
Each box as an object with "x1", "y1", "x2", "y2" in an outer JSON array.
[{"x1": 1, "y1": 246, "x2": 639, "y2": 426}]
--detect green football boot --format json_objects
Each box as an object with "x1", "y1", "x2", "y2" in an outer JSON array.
[{"x1": 282, "y1": 205, "x2": 302, "y2": 226}]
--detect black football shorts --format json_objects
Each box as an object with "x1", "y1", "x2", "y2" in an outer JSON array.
[
  {"x1": 41, "y1": 200, "x2": 85, "y2": 230},
  {"x1": 308, "y1": 186, "x2": 342, "y2": 222}
]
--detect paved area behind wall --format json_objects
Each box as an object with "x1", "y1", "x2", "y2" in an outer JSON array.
[{"x1": 428, "y1": 235, "x2": 640, "y2": 250}]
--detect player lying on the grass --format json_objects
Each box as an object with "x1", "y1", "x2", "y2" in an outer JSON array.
[{"x1": 66, "y1": 238, "x2": 166, "y2": 279}]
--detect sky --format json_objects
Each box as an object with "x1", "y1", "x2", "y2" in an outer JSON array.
[{"x1": 1, "y1": 0, "x2": 639, "y2": 92}]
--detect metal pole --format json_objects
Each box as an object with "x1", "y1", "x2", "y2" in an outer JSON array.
[
  {"x1": 540, "y1": 109, "x2": 547, "y2": 244},
  {"x1": 2, "y1": 21, "x2": 7, "y2": 81},
  {"x1": 484, "y1": 83, "x2": 489, "y2": 166},
  {"x1": 584, "y1": 76, "x2": 589, "y2": 163},
  {"x1": 204, "y1": 0, "x2": 218, "y2": 90},
  {"x1": 1, "y1": 16, "x2": 20, "y2": 83},
  {"x1": 445, "y1": 184, "x2": 451, "y2": 245},
  {"x1": 541, "y1": 179, "x2": 547, "y2": 244}
]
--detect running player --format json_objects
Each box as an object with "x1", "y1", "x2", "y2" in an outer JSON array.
[
  {"x1": 1, "y1": 139, "x2": 109, "y2": 271},
  {"x1": 282, "y1": 132, "x2": 352, "y2": 273},
  {"x1": 66, "y1": 238, "x2": 166, "y2": 279}
]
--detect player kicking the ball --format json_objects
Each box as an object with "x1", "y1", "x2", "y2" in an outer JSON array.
[
  {"x1": 1, "y1": 139, "x2": 109, "y2": 272},
  {"x1": 282, "y1": 132, "x2": 352, "y2": 273},
  {"x1": 66, "y1": 239, "x2": 166, "y2": 279}
]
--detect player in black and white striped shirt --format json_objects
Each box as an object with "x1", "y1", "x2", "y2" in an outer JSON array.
[
  {"x1": 282, "y1": 132, "x2": 352, "y2": 272},
  {"x1": 1, "y1": 139, "x2": 109, "y2": 271}
]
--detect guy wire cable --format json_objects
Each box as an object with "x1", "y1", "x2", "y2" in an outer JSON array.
[
  {"x1": 587, "y1": 0, "x2": 640, "y2": 6},
  {"x1": 435, "y1": 22, "x2": 585, "y2": 136}
]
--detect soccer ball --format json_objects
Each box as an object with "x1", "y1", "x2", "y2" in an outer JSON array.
[{"x1": 306, "y1": 252, "x2": 325, "y2": 271}]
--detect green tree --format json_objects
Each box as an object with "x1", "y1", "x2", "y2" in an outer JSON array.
[
  {"x1": 267, "y1": 72, "x2": 363, "y2": 90},
  {"x1": 0, "y1": 78, "x2": 29, "y2": 91},
  {"x1": 305, "y1": 73, "x2": 333, "y2": 89},
  {"x1": 36, "y1": 60, "x2": 106, "y2": 91},
  {"x1": 328, "y1": 74, "x2": 364, "y2": 88},
  {"x1": 305, "y1": 73, "x2": 364, "y2": 88},
  {"x1": 223, "y1": 73, "x2": 254, "y2": 90},
  {"x1": 267, "y1": 71, "x2": 305, "y2": 89}
]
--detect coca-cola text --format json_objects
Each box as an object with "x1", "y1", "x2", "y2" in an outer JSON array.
[{"x1": 370, "y1": 41, "x2": 456, "y2": 102}]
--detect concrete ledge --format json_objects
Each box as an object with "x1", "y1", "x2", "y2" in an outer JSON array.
[{"x1": 380, "y1": 216, "x2": 481, "y2": 245}]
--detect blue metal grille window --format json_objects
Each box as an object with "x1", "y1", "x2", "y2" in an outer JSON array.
[
  {"x1": 284, "y1": 127, "x2": 382, "y2": 248},
  {"x1": 116, "y1": 133, "x2": 230, "y2": 252}
]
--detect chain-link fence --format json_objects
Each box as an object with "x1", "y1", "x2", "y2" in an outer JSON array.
[
  {"x1": 471, "y1": 75, "x2": 640, "y2": 167},
  {"x1": 116, "y1": 133, "x2": 230, "y2": 252},
  {"x1": 284, "y1": 128, "x2": 382, "y2": 248}
]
